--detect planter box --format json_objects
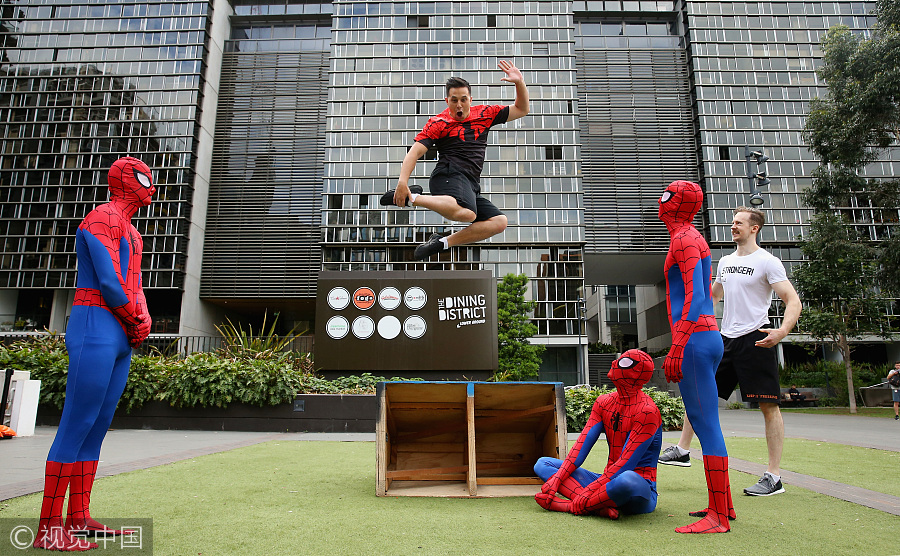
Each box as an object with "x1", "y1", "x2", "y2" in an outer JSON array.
[
  {"x1": 859, "y1": 386, "x2": 894, "y2": 408},
  {"x1": 376, "y1": 381, "x2": 567, "y2": 498},
  {"x1": 36, "y1": 394, "x2": 377, "y2": 433}
]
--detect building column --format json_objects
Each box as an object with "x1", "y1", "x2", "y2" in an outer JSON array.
[
  {"x1": 178, "y1": 0, "x2": 231, "y2": 336},
  {"x1": 0, "y1": 290, "x2": 16, "y2": 329},
  {"x1": 48, "y1": 289, "x2": 75, "y2": 333}
]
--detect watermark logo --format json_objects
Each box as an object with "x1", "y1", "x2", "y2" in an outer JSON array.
[{"x1": 0, "y1": 519, "x2": 153, "y2": 554}]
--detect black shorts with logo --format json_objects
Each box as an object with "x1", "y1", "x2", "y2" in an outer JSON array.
[
  {"x1": 429, "y1": 164, "x2": 503, "y2": 223},
  {"x1": 715, "y1": 329, "x2": 781, "y2": 404}
]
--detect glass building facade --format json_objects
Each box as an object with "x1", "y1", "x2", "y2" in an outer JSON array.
[
  {"x1": 201, "y1": 2, "x2": 331, "y2": 300},
  {"x1": 686, "y1": 0, "x2": 899, "y2": 331},
  {"x1": 0, "y1": 0, "x2": 210, "y2": 331},
  {"x1": 0, "y1": 0, "x2": 896, "y2": 377}
]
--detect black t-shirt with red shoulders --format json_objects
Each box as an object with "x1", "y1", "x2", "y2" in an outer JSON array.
[{"x1": 414, "y1": 105, "x2": 510, "y2": 183}]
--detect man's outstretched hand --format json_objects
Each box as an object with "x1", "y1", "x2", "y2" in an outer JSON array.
[{"x1": 498, "y1": 60, "x2": 524, "y2": 85}]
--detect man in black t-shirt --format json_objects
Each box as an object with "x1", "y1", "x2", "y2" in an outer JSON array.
[{"x1": 381, "y1": 60, "x2": 530, "y2": 260}]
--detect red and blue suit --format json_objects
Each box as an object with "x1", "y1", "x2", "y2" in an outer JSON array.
[
  {"x1": 34, "y1": 157, "x2": 154, "y2": 551},
  {"x1": 659, "y1": 180, "x2": 733, "y2": 534},
  {"x1": 534, "y1": 350, "x2": 662, "y2": 520}
]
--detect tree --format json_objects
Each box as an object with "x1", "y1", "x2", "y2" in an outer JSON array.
[
  {"x1": 798, "y1": 1, "x2": 900, "y2": 411},
  {"x1": 791, "y1": 213, "x2": 889, "y2": 412},
  {"x1": 493, "y1": 274, "x2": 545, "y2": 381}
]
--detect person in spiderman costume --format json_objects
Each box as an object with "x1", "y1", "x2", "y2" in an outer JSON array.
[
  {"x1": 533, "y1": 349, "x2": 662, "y2": 519},
  {"x1": 33, "y1": 157, "x2": 154, "y2": 551},
  {"x1": 380, "y1": 60, "x2": 529, "y2": 260},
  {"x1": 659, "y1": 180, "x2": 733, "y2": 534}
]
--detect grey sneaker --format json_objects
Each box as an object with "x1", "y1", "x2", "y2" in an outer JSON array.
[
  {"x1": 744, "y1": 474, "x2": 785, "y2": 496},
  {"x1": 414, "y1": 233, "x2": 445, "y2": 260},
  {"x1": 658, "y1": 445, "x2": 691, "y2": 467}
]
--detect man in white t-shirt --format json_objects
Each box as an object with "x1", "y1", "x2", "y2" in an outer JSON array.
[{"x1": 658, "y1": 206, "x2": 802, "y2": 498}]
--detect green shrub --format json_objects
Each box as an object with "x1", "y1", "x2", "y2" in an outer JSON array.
[
  {"x1": 782, "y1": 360, "x2": 894, "y2": 406},
  {"x1": 588, "y1": 342, "x2": 618, "y2": 354},
  {"x1": 300, "y1": 373, "x2": 420, "y2": 395},
  {"x1": 1, "y1": 334, "x2": 417, "y2": 412},
  {"x1": 564, "y1": 385, "x2": 685, "y2": 432},
  {"x1": 120, "y1": 353, "x2": 169, "y2": 412},
  {"x1": 0, "y1": 334, "x2": 69, "y2": 410}
]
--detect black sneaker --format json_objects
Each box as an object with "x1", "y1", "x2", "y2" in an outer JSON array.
[
  {"x1": 380, "y1": 185, "x2": 423, "y2": 207},
  {"x1": 743, "y1": 474, "x2": 785, "y2": 496},
  {"x1": 658, "y1": 445, "x2": 691, "y2": 467},
  {"x1": 414, "y1": 233, "x2": 445, "y2": 260},
  {"x1": 894, "y1": 414, "x2": 898, "y2": 420}
]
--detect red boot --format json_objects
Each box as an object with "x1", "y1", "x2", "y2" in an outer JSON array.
[
  {"x1": 66, "y1": 461, "x2": 128, "y2": 536},
  {"x1": 33, "y1": 461, "x2": 97, "y2": 551},
  {"x1": 676, "y1": 455, "x2": 732, "y2": 534}
]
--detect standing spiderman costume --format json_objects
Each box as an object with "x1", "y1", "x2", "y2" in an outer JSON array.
[
  {"x1": 533, "y1": 350, "x2": 662, "y2": 519},
  {"x1": 659, "y1": 180, "x2": 734, "y2": 534},
  {"x1": 34, "y1": 157, "x2": 154, "y2": 551}
]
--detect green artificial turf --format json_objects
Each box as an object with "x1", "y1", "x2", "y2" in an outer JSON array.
[
  {"x1": 1, "y1": 441, "x2": 897, "y2": 555},
  {"x1": 723, "y1": 437, "x2": 900, "y2": 498}
]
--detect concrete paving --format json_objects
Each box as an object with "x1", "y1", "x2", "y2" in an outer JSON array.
[{"x1": 2, "y1": 410, "x2": 899, "y2": 515}]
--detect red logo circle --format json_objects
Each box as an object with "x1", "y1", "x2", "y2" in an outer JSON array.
[{"x1": 353, "y1": 287, "x2": 376, "y2": 310}]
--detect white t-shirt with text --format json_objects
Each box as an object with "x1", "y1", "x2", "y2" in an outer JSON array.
[{"x1": 715, "y1": 248, "x2": 788, "y2": 339}]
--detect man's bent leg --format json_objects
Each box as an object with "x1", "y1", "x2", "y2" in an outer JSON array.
[
  {"x1": 447, "y1": 215, "x2": 507, "y2": 246},
  {"x1": 410, "y1": 194, "x2": 475, "y2": 222},
  {"x1": 606, "y1": 471, "x2": 656, "y2": 515},
  {"x1": 759, "y1": 402, "x2": 784, "y2": 475}
]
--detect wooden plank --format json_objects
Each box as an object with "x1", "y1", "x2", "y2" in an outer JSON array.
[
  {"x1": 467, "y1": 387, "x2": 477, "y2": 496},
  {"x1": 389, "y1": 402, "x2": 467, "y2": 410},
  {"x1": 474, "y1": 382, "x2": 554, "y2": 410},
  {"x1": 474, "y1": 404, "x2": 557, "y2": 428},
  {"x1": 396, "y1": 442, "x2": 467, "y2": 453},
  {"x1": 387, "y1": 472, "x2": 468, "y2": 482},
  {"x1": 555, "y1": 383, "x2": 568, "y2": 455},
  {"x1": 384, "y1": 382, "x2": 468, "y2": 404},
  {"x1": 376, "y1": 388, "x2": 388, "y2": 496},
  {"x1": 395, "y1": 420, "x2": 467, "y2": 443},
  {"x1": 386, "y1": 464, "x2": 470, "y2": 478},
  {"x1": 396, "y1": 450, "x2": 465, "y2": 472},
  {"x1": 382, "y1": 481, "x2": 472, "y2": 497},
  {"x1": 477, "y1": 477, "x2": 543, "y2": 485}
]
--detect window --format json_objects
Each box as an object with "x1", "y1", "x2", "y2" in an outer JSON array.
[{"x1": 545, "y1": 146, "x2": 563, "y2": 160}]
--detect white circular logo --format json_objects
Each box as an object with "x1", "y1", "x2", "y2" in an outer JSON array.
[
  {"x1": 404, "y1": 287, "x2": 427, "y2": 310},
  {"x1": 403, "y1": 315, "x2": 427, "y2": 339},
  {"x1": 378, "y1": 287, "x2": 402, "y2": 310},
  {"x1": 326, "y1": 316, "x2": 349, "y2": 339},
  {"x1": 327, "y1": 287, "x2": 350, "y2": 310},
  {"x1": 377, "y1": 316, "x2": 402, "y2": 340},
  {"x1": 352, "y1": 316, "x2": 375, "y2": 339}
]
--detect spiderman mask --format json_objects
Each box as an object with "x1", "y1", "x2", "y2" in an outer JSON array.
[
  {"x1": 108, "y1": 156, "x2": 155, "y2": 207},
  {"x1": 608, "y1": 349, "x2": 655, "y2": 396},
  {"x1": 658, "y1": 180, "x2": 702, "y2": 227}
]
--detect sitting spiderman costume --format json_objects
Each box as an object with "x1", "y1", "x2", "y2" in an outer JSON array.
[
  {"x1": 534, "y1": 349, "x2": 662, "y2": 519},
  {"x1": 659, "y1": 180, "x2": 734, "y2": 534},
  {"x1": 34, "y1": 157, "x2": 154, "y2": 551}
]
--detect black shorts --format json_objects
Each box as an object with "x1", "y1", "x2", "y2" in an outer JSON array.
[
  {"x1": 715, "y1": 330, "x2": 781, "y2": 405},
  {"x1": 429, "y1": 165, "x2": 503, "y2": 223}
]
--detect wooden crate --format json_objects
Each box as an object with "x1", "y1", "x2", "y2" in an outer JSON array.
[{"x1": 376, "y1": 381, "x2": 567, "y2": 497}]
